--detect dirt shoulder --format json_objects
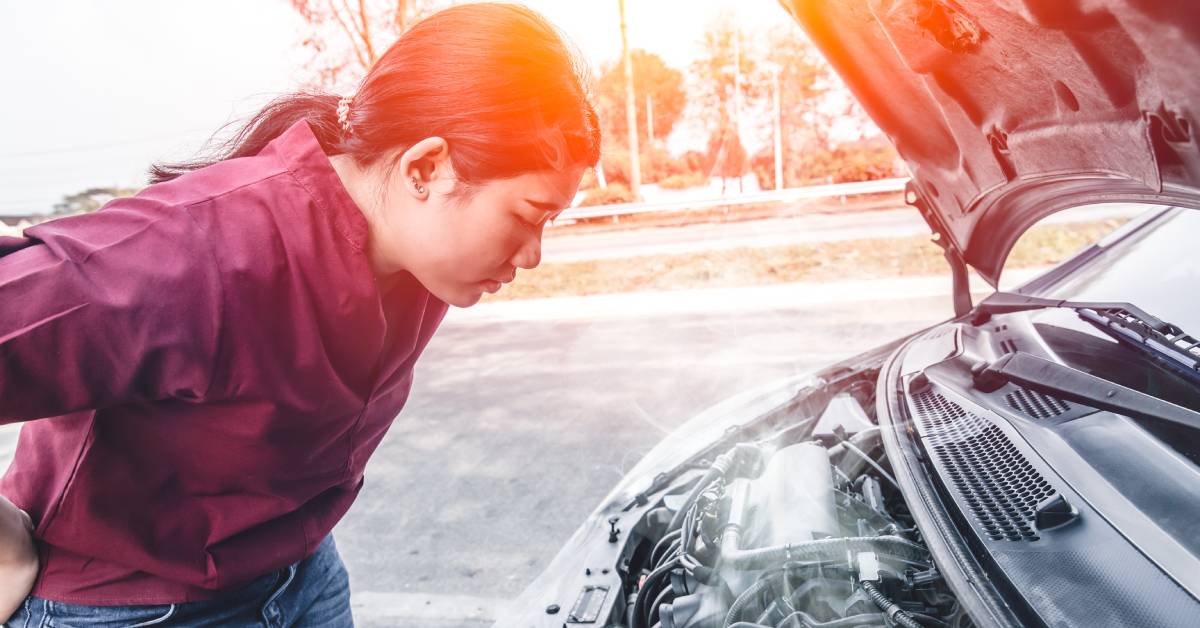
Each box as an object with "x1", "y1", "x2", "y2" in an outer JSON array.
[
  {"x1": 551, "y1": 191, "x2": 908, "y2": 235},
  {"x1": 483, "y1": 219, "x2": 1126, "y2": 303}
]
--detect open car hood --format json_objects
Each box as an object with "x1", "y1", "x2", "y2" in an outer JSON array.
[{"x1": 780, "y1": 0, "x2": 1200, "y2": 285}]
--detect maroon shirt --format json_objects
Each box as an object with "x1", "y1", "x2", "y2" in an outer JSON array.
[{"x1": 0, "y1": 120, "x2": 448, "y2": 604}]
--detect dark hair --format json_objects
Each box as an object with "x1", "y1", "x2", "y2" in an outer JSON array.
[{"x1": 150, "y1": 3, "x2": 601, "y2": 187}]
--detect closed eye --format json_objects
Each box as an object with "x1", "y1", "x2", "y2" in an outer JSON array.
[
  {"x1": 515, "y1": 211, "x2": 541, "y2": 229},
  {"x1": 516, "y1": 208, "x2": 561, "y2": 229},
  {"x1": 524, "y1": 199, "x2": 565, "y2": 226}
]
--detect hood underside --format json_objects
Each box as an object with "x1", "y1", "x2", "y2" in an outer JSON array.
[{"x1": 781, "y1": 0, "x2": 1200, "y2": 284}]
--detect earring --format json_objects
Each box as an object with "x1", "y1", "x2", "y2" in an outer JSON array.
[{"x1": 411, "y1": 176, "x2": 425, "y2": 194}]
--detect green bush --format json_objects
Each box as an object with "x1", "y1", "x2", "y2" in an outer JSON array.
[
  {"x1": 752, "y1": 138, "x2": 901, "y2": 189},
  {"x1": 680, "y1": 151, "x2": 709, "y2": 176},
  {"x1": 578, "y1": 183, "x2": 635, "y2": 207},
  {"x1": 750, "y1": 152, "x2": 779, "y2": 191},
  {"x1": 658, "y1": 172, "x2": 710, "y2": 190},
  {"x1": 600, "y1": 145, "x2": 719, "y2": 187},
  {"x1": 600, "y1": 146, "x2": 679, "y2": 185}
]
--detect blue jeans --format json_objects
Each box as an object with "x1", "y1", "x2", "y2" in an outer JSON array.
[{"x1": 5, "y1": 534, "x2": 353, "y2": 627}]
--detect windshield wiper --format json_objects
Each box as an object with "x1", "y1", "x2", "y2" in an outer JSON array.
[
  {"x1": 972, "y1": 351, "x2": 1200, "y2": 432},
  {"x1": 973, "y1": 292, "x2": 1200, "y2": 375}
]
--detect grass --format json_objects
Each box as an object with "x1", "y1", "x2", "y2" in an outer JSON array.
[{"x1": 482, "y1": 219, "x2": 1128, "y2": 303}]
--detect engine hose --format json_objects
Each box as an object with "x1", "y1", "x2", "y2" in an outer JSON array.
[
  {"x1": 667, "y1": 469, "x2": 723, "y2": 533},
  {"x1": 633, "y1": 559, "x2": 680, "y2": 628},
  {"x1": 648, "y1": 585, "x2": 674, "y2": 627},
  {"x1": 668, "y1": 444, "x2": 763, "y2": 533},
  {"x1": 719, "y1": 528, "x2": 929, "y2": 571},
  {"x1": 778, "y1": 610, "x2": 888, "y2": 628},
  {"x1": 861, "y1": 580, "x2": 923, "y2": 628},
  {"x1": 650, "y1": 529, "x2": 683, "y2": 567},
  {"x1": 681, "y1": 503, "x2": 699, "y2": 556},
  {"x1": 723, "y1": 573, "x2": 782, "y2": 628},
  {"x1": 832, "y1": 427, "x2": 882, "y2": 480},
  {"x1": 840, "y1": 435, "x2": 899, "y2": 490},
  {"x1": 655, "y1": 539, "x2": 683, "y2": 571}
]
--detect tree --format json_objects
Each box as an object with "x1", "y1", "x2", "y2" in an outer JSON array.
[
  {"x1": 755, "y1": 24, "x2": 896, "y2": 186},
  {"x1": 689, "y1": 13, "x2": 759, "y2": 192},
  {"x1": 761, "y1": 24, "x2": 833, "y2": 187},
  {"x1": 594, "y1": 50, "x2": 686, "y2": 148},
  {"x1": 288, "y1": 0, "x2": 446, "y2": 90},
  {"x1": 706, "y1": 124, "x2": 748, "y2": 193},
  {"x1": 52, "y1": 187, "x2": 141, "y2": 216},
  {"x1": 689, "y1": 14, "x2": 759, "y2": 131}
]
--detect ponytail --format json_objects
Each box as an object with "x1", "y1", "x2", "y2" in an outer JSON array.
[
  {"x1": 149, "y1": 3, "x2": 601, "y2": 187},
  {"x1": 148, "y1": 92, "x2": 347, "y2": 184}
]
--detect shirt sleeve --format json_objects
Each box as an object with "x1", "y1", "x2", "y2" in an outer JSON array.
[{"x1": 0, "y1": 199, "x2": 223, "y2": 423}]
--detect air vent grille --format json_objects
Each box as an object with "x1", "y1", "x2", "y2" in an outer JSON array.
[
  {"x1": 1005, "y1": 387, "x2": 1071, "y2": 419},
  {"x1": 912, "y1": 392, "x2": 1056, "y2": 542},
  {"x1": 999, "y1": 338, "x2": 1019, "y2": 355}
]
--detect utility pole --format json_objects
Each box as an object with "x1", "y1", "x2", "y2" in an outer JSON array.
[
  {"x1": 619, "y1": 0, "x2": 641, "y2": 198},
  {"x1": 732, "y1": 23, "x2": 744, "y2": 193},
  {"x1": 395, "y1": 0, "x2": 407, "y2": 32},
  {"x1": 773, "y1": 66, "x2": 783, "y2": 190},
  {"x1": 732, "y1": 25, "x2": 741, "y2": 136}
]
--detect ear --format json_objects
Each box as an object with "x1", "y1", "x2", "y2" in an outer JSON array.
[{"x1": 398, "y1": 137, "x2": 450, "y2": 200}]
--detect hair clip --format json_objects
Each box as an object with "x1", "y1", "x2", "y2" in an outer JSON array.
[{"x1": 337, "y1": 97, "x2": 354, "y2": 134}]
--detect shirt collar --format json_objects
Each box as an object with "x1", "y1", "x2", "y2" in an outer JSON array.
[{"x1": 265, "y1": 119, "x2": 369, "y2": 252}]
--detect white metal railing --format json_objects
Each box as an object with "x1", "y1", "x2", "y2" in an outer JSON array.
[{"x1": 559, "y1": 177, "x2": 908, "y2": 222}]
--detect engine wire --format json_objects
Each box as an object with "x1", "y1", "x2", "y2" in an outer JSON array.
[{"x1": 839, "y1": 438, "x2": 900, "y2": 490}]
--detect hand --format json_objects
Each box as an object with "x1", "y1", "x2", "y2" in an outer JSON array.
[{"x1": 0, "y1": 495, "x2": 38, "y2": 624}]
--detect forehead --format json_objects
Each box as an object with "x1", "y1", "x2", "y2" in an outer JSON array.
[{"x1": 480, "y1": 168, "x2": 584, "y2": 207}]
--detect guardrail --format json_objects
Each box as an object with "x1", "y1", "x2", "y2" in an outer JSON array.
[{"x1": 558, "y1": 177, "x2": 909, "y2": 222}]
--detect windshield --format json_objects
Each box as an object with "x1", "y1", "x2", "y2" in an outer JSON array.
[
  {"x1": 1024, "y1": 206, "x2": 1200, "y2": 333},
  {"x1": 1016, "y1": 206, "x2": 1200, "y2": 465}
]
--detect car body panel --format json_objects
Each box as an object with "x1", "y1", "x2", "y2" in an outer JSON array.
[{"x1": 885, "y1": 318, "x2": 1200, "y2": 627}]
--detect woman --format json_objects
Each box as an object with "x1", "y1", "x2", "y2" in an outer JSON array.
[{"x1": 0, "y1": 3, "x2": 600, "y2": 625}]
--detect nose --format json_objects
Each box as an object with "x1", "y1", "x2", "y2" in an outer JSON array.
[{"x1": 510, "y1": 233, "x2": 542, "y2": 270}]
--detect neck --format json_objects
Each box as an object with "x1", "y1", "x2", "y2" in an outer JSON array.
[{"x1": 329, "y1": 154, "x2": 406, "y2": 280}]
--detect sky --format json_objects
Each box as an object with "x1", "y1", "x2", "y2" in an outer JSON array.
[{"x1": 0, "y1": 1, "x2": 801, "y2": 217}]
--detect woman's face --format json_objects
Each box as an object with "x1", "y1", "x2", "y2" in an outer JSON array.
[
  {"x1": 360, "y1": 156, "x2": 580, "y2": 307},
  {"x1": 336, "y1": 138, "x2": 585, "y2": 308},
  {"x1": 397, "y1": 167, "x2": 583, "y2": 307}
]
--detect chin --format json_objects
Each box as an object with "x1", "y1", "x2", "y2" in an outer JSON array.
[{"x1": 441, "y1": 287, "x2": 483, "y2": 308}]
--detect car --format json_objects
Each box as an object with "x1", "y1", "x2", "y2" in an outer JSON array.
[{"x1": 498, "y1": 1, "x2": 1200, "y2": 626}]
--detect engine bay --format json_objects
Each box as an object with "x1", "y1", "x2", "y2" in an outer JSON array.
[
  {"x1": 519, "y1": 303, "x2": 1200, "y2": 628},
  {"x1": 614, "y1": 384, "x2": 973, "y2": 628}
]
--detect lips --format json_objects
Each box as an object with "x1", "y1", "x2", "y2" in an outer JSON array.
[{"x1": 478, "y1": 269, "x2": 514, "y2": 294}]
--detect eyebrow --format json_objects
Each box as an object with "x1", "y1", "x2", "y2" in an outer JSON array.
[{"x1": 524, "y1": 199, "x2": 563, "y2": 211}]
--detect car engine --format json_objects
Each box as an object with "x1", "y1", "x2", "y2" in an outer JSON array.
[{"x1": 616, "y1": 394, "x2": 973, "y2": 628}]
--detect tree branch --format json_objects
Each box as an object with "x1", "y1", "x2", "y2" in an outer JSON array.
[
  {"x1": 357, "y1": 0, "x2": 377, "y2": 65},
  {"x1": 325, "y1": 0, "x2": 369, "y2": 70},
  {"x1": 394, "y1": 0, "x2": 408, "y2": 33}
]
